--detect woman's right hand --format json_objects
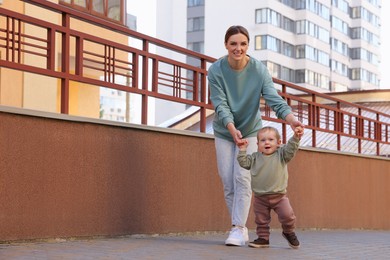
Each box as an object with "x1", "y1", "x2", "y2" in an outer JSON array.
[{"x1": 227, "y1": 123, "x2": 245, "y2": 145}]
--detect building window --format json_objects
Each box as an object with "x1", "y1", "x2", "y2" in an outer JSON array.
[
  {"x1": 351, "y1": 6, "x2": 379, "y2": 27},
  {"x1": 350, "y1": 68, "x2": 379, "y2": 85},
  {"x1": 92, "y1": 0, "x2": 104, "y2": 13},
  {"x1": 351, "y1": 27, "x2": 379, "y2": 46},
  {"x1": 255, "y1": 8, "x2": 294, "y2": 33},
  {"x1": 59, "y1": 0, "x2": 124, "y2": 24},
  {"x1": 255, "y1": 35, "x2": 281, "y2": 53},
  {"x1": 265, "y1": 61, "x2": 281, "y2": 78},
  {"x1": 296, "y1": 20, "x2": 329, "y2": 43},
  {"x1": 282, "y1": 42, "x2": 294, "y2": 57},
  {"x1": 296, "y1": 69, "x2": 329, "y2": 89},
  {"x1": 295, "y1": 45, "x2": 305, "y2": 58},
  {"x1": 332, "y1": 0, "x2": 349, "y2": 14},
  {"x1": 187, "y1": 42, "x2": 204, "y2": 53},
  {"x1": 296, "y1": 69, "x2": 305, "y2": 83},
  {"x1": 331, "y1": 16, "x2": 349, "y2": 36},
  {"x1": 350, "y1": 48, "x2": 379, "y2": 66},
  {"x1": 331, "y1": 38, "x2": 349, "y2": 57},
  {"x1": 281, "y1": 66, "x2": 295, "y2": 82},
  {"x1": 261, "y1": 62, "x2": 294, "y2": 83},
  {"x1": 255, "y1": 8, "x2": 282, "y2": 28},
  {"x1": 280, "y1": 0, "x2": 330, "y2": 19},
  {"x1": 367, "y1": 0, "x2": 380, "y2": 7},
  {"x1": 187, "y1": 17, "x2": 204, "y2": 32},
  {"x1": 283, "y1": 16, "x2": 295, "y2": 33},
  {"x1": 188, "y1": 0, "x2": 204, "y2": 7},
  {"x1": 295, "y1": 45, "x2": 329, "y2": 66},
  {"x1": 331, "y1": 60, "x2": 348, "y2": 77}
]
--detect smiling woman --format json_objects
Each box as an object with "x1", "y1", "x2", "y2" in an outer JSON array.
[
  {"x1": 208, "y1": 25, "x2": 303, "y2": 247},
  {"x1": 60, "y1": 0, "x2": 124, "y2": 23}
]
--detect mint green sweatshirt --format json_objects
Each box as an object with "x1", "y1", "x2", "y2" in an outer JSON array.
[
  {"x1": 208, "y1": 56, "x2": 292, "y2": 141},
  {"x1": 237, "y1": 136, "x2": 300, "y2": 196}
]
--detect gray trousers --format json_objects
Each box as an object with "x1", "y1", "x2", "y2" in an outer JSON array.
[{"x1": 214, "y1": 136, "x2": 257, "y2": 227}]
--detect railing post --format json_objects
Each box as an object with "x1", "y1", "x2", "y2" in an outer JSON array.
[
  {"x1": 75, "y1": 36, "x2": 83, "y2": 76},
  {"x1": 311, "y1": 94, "x2": 316, "y2": 148},
  {"x1": 356, "y1": 108, "x2": 362, "y2": 154},
  {"x1": 47, "y1": 28, "x2": 55, "y2": 70},
  {"x1": 200, "y1": 59, "x2": 206, "y2": 133},
  {"x1": 375, "y1": 114, "x2": 381, "y2": 155},
  {"x1": 132, "y1": 53, "x2": 138, "y2": 88},
  {"x1": 60, "y1": 12, "x2": 70, "y2": 114},
  {"x1": 141, "y1": 40, "x2": 149, "y2": 125},
  {"x1": 335, "y1": 102, "x2": 342, "y2": 151},
  {"x1": 281, "y1": 84, "x2": 287, "y2": 143}
]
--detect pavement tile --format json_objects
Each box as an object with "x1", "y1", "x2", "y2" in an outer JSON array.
[{"x1": 1, "y1": 229, "x2": 390, "y2": 260}]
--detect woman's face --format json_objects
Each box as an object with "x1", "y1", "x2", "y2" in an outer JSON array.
[{"x1": 225, "y1": 33, "x2": 249, "y2": 62}]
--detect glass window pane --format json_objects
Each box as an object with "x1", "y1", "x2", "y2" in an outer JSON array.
[
  {"x1": 74, "y1": 0, "x2": 87, "y2": 8},
  {"x1": 108, "y1": 0, "x2": 121, "y2": 21},
  {"x1": 92, "y1": 0, "x2": 104, "y2": 13}
]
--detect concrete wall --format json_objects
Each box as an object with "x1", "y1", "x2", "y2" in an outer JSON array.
[{"x1": 1, "y1": 107, "x2": 390, "y2": 242}]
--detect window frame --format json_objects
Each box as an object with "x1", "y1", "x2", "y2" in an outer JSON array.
[{"x1": 59, "y1": 0, "x2": 125, "y2": 25}]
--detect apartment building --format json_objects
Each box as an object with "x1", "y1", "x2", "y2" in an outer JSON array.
[{"x1": 188, "y1": 0, "x2": 381, "y2": 92}]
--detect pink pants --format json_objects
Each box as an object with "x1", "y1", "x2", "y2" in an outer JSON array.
[{"x1": 253, "y1": 193, "x2": 296, "y2": 240}]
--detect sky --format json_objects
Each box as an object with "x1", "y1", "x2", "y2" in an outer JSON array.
[{"x1": 380, "y1": 1, "x2": 390, "y2": 89}]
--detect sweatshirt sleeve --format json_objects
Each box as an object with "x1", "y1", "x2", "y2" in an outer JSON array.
[
  {"x1": 208, "y1": 64, "x2": 235, "y2": 127},
  {"x1": 280, "y1": 136, "x2": 300, "y2": 163},
  {"x1": 237, "y1": 150, "x2": 253, "y2": 170},
  {"x1": 260, "y1": 66, "x2": 292, "y2": 120}
]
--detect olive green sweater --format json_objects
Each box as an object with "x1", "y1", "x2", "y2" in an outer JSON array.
[{"x1": 237, "y1": 136, "x2": 300, "y2": 196}]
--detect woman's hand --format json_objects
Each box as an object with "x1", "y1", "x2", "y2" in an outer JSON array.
[
  {"x1": 227, "y1": 122, "x2": 246, "y2": 145},
  {"x1": 285, "y1": 113, "x2": 304, "y2": 132}
]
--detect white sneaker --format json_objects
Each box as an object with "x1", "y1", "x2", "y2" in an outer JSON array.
[
  {"x1": 225, "y1": 226, "x2": 246, "y2": 246},
  {"x1": 243, "y1": 227, "x2": 249, "y2": 242}
]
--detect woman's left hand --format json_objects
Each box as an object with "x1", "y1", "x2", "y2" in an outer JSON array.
[{"x1": 285, "y1": 113, "x2": 304, "y2": 131}]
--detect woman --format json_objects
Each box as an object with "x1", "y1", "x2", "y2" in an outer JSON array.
[{"x1": 208, "y1": 25, "x2": 303, "y2": 246}]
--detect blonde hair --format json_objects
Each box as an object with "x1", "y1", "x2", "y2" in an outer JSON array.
[{"x1": 257, "y1": 126, "x2": 281, "y2": 141}]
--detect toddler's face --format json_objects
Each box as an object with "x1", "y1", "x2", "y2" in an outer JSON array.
[{"x1": 257, "y1": 130, "x2": 281, "y2": 155}]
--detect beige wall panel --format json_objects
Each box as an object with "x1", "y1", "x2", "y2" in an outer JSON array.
[
  {"x1": 23, "y1": 74, "x2": 58, "y2": 112},
  {"x1": 0, "y1": 68, "x2": 23, "y2": 107}
]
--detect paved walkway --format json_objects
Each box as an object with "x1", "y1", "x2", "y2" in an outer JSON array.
[{"x1": 1, "y1": 229, "x2": 390, "y2": 259}]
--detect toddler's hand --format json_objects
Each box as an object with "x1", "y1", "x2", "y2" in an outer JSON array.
[
  {"x1": 237, "y1": 138, "x2": 249, "y2": 151},
  {"x1": 294, "y1": 126, "x2": 304, "y2": 139}
]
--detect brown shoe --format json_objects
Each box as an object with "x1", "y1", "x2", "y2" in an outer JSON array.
[
  {"x1": 248, "y1": 238, "x2": 269, "y2": 248},
  {"x1": 282, "y1": 232, "x2": 300, "y2": 249}
]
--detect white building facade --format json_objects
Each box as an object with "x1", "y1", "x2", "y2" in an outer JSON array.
[{"x1": 189, "y1": 0, "x2": 381, "y2": 92}]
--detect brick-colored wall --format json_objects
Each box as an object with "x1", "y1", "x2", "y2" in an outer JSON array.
[{"x1": 1, "y1": 108, "x2": 389, "y2": 242}]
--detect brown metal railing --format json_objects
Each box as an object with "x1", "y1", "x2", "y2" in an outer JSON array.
[{"x1": 0, "y1": 0, "x2": 389, "y2": 156}]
